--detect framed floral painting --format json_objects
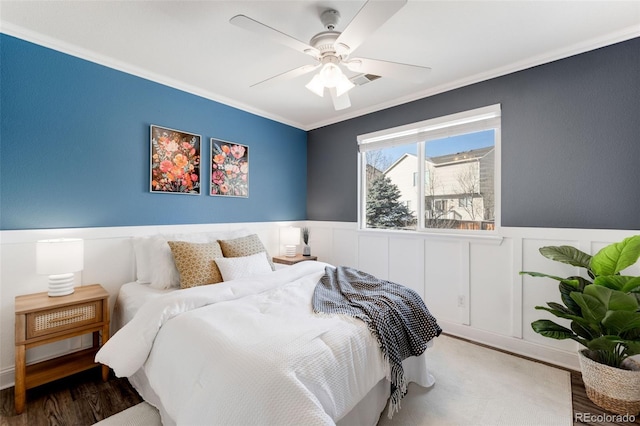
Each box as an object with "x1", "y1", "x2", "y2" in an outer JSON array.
[
  {"x1": 150, "y1": 125, "x2": 201, "y2": 194},
  {"x1": 210, "y1": 139, "x2": 249, "y2": 197}
]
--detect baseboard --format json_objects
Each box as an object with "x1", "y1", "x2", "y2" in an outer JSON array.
[
  {"x1": 439, "y1": 320, "x2": 580, "y2": 371},
  {"x1": 0, "y1": 366, "x2": 14, "y2": 390}
]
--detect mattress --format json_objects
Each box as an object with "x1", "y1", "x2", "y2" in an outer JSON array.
[{"x1": 112, "y1": 281, "x2": 173, "y2": 331}]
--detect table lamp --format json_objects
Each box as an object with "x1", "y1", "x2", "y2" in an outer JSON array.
[
  {"x1": 36, "y1": 238, "x2": 84, "y2": 297},
  {"x1": 280, "y1": 227, "x2": 300, "y2": 257}
]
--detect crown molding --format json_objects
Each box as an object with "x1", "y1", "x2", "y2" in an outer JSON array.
[
  {"x1": 0, "y1": 23, "x2": 308, "y2": 131},
  {"x1": 306, "y1": 25, "x2": 640, "y2": 130},
  {"x1": 2, "y1": 21, "x2": 638, "y2": 132}
]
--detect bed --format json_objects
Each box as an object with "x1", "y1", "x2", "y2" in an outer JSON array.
[{"x1": 97, "y1": 233, "x2": 439, "y2": 425}]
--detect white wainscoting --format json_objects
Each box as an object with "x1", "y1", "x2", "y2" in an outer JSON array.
[
  {"x1": 1, "y1": 221, "x2": 638, "y2": 389},
  {"x1": 305, "y1": 222, "x2": 640, "y2": 371}
]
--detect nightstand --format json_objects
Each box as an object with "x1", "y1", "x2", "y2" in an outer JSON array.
[
  {"x1": 272, "y1": 254, "x2": 318, "y2": 265},
  {"x1": 14, "y1": 284, "x2": 110, "y2": 414}
]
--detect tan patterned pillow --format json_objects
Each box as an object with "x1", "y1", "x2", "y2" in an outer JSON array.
[
  {"x1": 218, "y1": 234, "x2": 275, "y2": 270},
  {"x1": 167, "y1": 241, "x2": 224, "y2": 288}
]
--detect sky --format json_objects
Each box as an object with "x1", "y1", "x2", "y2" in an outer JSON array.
[{"x1": 382, "y1": 129, "x2": 495, "y2": 165}]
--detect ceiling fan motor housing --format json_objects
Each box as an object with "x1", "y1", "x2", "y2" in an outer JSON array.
[
  {"x1": 320, "y1": 9, "x2": 340, "y2": 30},
  {"x1": 310, "y1": 31, "x2": 342, "y2": 57},
  {"x1": 311, "y1": 9, "x2": 351, "y2": 62}
]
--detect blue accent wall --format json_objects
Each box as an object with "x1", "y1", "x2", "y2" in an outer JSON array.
[{"x1": 0, "y1": 34, "x2": 307, "y2": 230}]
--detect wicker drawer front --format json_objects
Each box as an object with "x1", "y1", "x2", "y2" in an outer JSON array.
[{"x1": 26, "y1": 301, "x2": 102, "y2": 339}]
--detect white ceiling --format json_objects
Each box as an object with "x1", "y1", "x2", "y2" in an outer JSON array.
[{"x1": 1, "y1": 1, "x2": 639, "y2": 130}]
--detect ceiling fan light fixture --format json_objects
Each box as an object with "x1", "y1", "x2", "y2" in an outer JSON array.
[
  {"x1": 319, "y1": 63, "x2": 341, "y2": 88},
  {"x1": 335, "y1": 73, "x2": 355, "y2": 97},
  {"x1": 305, "y1": 74, "x2": 325, "y2": 97},
  {"x1": 306, "y1": 63, "x2": 355, "y2": 98}
]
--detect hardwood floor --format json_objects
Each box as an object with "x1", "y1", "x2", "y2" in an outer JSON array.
[
  {"x1": 0, "y1": 368, "x2": 141, "y2": 426},
  {"x1": 1, "y1": 364, "x2": 638, "y2": 425}
]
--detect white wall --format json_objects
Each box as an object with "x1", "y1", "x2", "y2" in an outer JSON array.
[{"x1": 2, "y1": 221, "x2": 639, "y2": 389}]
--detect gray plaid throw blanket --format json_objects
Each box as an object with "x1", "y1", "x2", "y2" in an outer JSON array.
[{"x1": 312, "y1": 266, "x2": 442, "y2": 418}]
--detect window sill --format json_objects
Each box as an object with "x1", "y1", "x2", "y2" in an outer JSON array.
[{"x1": 358, "y1": 227, "x2": 504, "y2": 245}]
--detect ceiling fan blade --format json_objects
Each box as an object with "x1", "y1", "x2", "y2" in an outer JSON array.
[
  {"x1": 328, "y1": 88, "x2": 351, "y2": 111},
  {"x1": 335, "y1": 0, "x2": 407, "y2": 54},
  {"x1": 250, "y1": 64, "x2": 320, "y2": 88},
  {"x1": 345, "y1": 57, "x2": 431, "y2": 83},
  {"x1": 230, "y1": 15, "x2": 319, "y2": 58}
]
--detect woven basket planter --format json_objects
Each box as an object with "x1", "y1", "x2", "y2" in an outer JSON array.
[{"x1": 579, "y1": 350, "x2": 640, "y2": 416}]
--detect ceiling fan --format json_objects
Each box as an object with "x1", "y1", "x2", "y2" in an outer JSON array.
[{"x1": 230, "y1": 0, "x2": 431, "y2": 111}]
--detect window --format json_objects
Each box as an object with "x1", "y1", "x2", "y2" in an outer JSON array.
[
  {"x1": 458, "y1": 196, "x2": 472, "y2": 208},
  {"x1": 358, "y1": 105, "x2": 500, "y2": 232}
]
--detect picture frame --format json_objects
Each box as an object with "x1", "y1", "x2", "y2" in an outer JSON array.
[
  {"x1": 210, "y1": 139, "x2": 249, "y2": 197},
  {"x1": 150, "y1": 125, "x2": 201, "y2": 195}
]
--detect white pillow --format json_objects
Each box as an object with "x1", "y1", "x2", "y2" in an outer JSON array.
[
  {"x1": 215, "y1": 252, "x2": 273, "y2": 281},
  {"x1": 147, "y1": 235, "x2": 181, "y2": 289},
  {"x1": 132, "y1": 236, "x2": 154, "y2": 283},
  {"x1": 132, "y1": 228, "x2": 253, "y2": 288}
]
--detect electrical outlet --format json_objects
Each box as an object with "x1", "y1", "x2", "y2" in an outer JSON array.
[{"x1": 457, "y1": 295, "x2": 466, "y2": 308}]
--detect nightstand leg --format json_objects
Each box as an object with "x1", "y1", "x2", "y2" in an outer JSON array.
[
  {"x1": 101, "y1": 324, "x2": 110, "y2": 381},
  {"x1": 15, "y1": 344, "x2": 26, "y2": 414}
]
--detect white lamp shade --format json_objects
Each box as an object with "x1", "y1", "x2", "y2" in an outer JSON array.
[
  {"x1": 305, "y1": 74, "x2": 325, "y2": 97},
  {"x1": 335, "y1": 73, "x2": 355, "y2": 97},
  {"x1": 280, "y1": 227, "x2": 300, "y2": 257},
  {"x1": 319, "y1": 63, "x2": 341, "y2": 88},
  {"x1": 36, "y1": 238, "x2": 84, "y2": 275},
  {"x1": 306, "y1": 64, "x2": 355, "y2": 99},
  {"x1": 280, "y1": 227, "x2": 300, "y2": 246}
]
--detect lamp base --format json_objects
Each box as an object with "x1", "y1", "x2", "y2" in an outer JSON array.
[
  {"x1": 48, "y1": 273, "x2": 75, "y2": 297},
  {"x1": 284, "y1": 245, "x2": 296, "y2": 257}
]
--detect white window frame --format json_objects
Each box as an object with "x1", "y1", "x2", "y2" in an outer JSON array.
[{"x1": 357, "y1": 104, "x2": 501, "y2": 235}]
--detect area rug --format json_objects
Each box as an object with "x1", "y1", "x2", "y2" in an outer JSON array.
[
  {"x1": 93, "y1": 399, "x2": 160, "y2": 426},
  {"x1": 378, "y1": 335, "x2": 572, "y2": 426},
  {"x1": 95, "y1": 335, "x2": 572, "y2": 425}
]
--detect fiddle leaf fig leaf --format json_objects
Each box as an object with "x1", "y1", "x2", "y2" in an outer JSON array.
[
  {"x1": 601, "y1": 311, "x2": 640, "y2": 335},
  {"x1": 587, "y1": 336, "x2": 618, "y2": 352},
  {"x1": 539, "y1": 246, "x2": 592, "y2": 269},
  {"x1": 531, "y1": 320, "x2": 575, "y2": 340},
  {"x1": 624, "y1": 340, "x2": 640, "y2": 357},
  {"x1": 571, "y1": 321, "x2": 597, "y2": 341},
  {"x1": 593, "y1": 275, "x2": 640, "y2": 292},
  {"x1": 584, "y1": 285, "x2": 638, "y2": 312},
  {"x1": 571, "y1": 292, "x2": 606, "y2": 325},
  {"x1": 620, "y1": 276, "x2": 640, "y2": 293},
  {"x1": 591, "y1": 235, "x2": 640, "y2": 276},
  {"x1": 520, "y1": 271, "x2": 581, "y2": 288},
  {"x1": 545, "y1": 302, "x2": 573, "y2": 316},
  {"x1": 559, "y1": 282, "x2": 582, "y2": 315},
  {"x1": 535, "y1": 304, "x2": 589, "y2": 327}
]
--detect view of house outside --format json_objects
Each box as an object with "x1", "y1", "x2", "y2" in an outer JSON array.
[{"x1": 365, "y1": 130, "x2": 495, "y2": 231}]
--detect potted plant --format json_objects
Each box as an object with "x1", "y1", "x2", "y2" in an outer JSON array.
[
  {"x1": 302, "y1": 227, "x2": 311, "y2": 256},
  {"x1": 521, "y1": 235, "x2": 640, "y2": 415}
]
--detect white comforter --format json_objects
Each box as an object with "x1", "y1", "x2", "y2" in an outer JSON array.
[{"x1": 96, "y1": 261, "x2": 389, "y2": 425}]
